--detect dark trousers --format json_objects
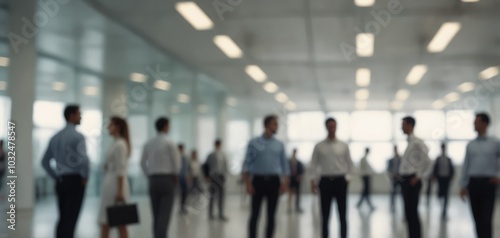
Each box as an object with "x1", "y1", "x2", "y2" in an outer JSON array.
[
  {"x1": 319, "y1": 176, "x2": 348, "y2": 238},
  {"x1": 468, "y1": 177, "x2": 497, "y2": 238},
  {"x1": 425, "y1": 177, "x2": 433, "y2": 205},
  {"x1": 55, "y1": 175, "x2": 86, "y2": 238},
  {"x1": 149, "y1": 175, "x2": 176, "y2": 238},
  {"x1": 390, "y1": 180, "x2": 401, "y2": 209},
  {"x1": 357, "y1": 176, "x2": 373, "y2": 207},
  {"x1": 436, "y1": 177, "x2": 451, "y2": 217},
  {"x1": 209, "y1": 173, "x2": 226, "y2": 217},
  {"x1": 401, "y1": 175, "x2": 422, "y2": 238},
  {"x1": 290, "y1": 177, "x2": 301, "y2": 209},
  {"x1": 179, "y1": 177, "x2": 189, "y2": 213},
  {"x1": 249, "y1": 175, "x2": 280, "y2": 238}
]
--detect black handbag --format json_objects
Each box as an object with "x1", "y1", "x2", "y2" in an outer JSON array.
[{"x1": 106, "y1": 201, "x2": 139, "y2": 227}]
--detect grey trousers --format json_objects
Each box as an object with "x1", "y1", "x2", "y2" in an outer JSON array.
[{"x1": 149, "y1": 175, "x2": 176, "y2": 238}]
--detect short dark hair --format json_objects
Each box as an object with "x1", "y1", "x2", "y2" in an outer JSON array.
[
  {"x1": 178, "y1": 144, "x2": 184, "y2": 150},
  {"x1": 402, "y1": 116, "x2": 416, "y2": 127},
  {"x1": 155, "y1": 117, "x2": 169, "y2": 132},
  {"x1": 263, "y1": 115, "x2": 278, "y2": 127},
  {"x1": 476, "y1": 112, "x2": 490, "y2": 125},
  {"x1": 441, "y1": 143, "x2": 446, "y2": 148},
  {"x1": 325, "y1": 117, "x2": 336, "y2": 126},
  {"x1": 365, "y1": 147, "x2": 370, "y2": 153},
  {"x1": 215, "y1": 139, "x2": 222, "y2": 146},
  {"x1": 64, "y1": 105, "x2": 80, "y2": 121}
]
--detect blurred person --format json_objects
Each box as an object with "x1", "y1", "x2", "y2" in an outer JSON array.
[
  {"x1": 432, "y1": 143, "x2": 454, "y2": 220},
  {"x1": 460, "y1": 113, "x2": 500, "y2": 238},
  {"x1": 287, "y1": 148, "x2": 304, "y2": 213},
  {"x1": 141, "y1": 117, "x2": 181, "y2": 238},
  {"x1": 399, "y1": 116, "x2": 431, "y2": 238},
  {"x1": 41, "y1": 105, "x2": 89, "y2": 238},
  {"x1": 310, "y1": 118, "x2": 353, "y2": 238},
  {"x1": 387, "y1": 145, "x2": 402, "y2": 212},
  {"x1": 189, "y1": 150, "x2": 203, "y2": 198},
  {"x1": 243, "y1": 115, "x2": 290, "y2": 238},
  {"x1": 178, "y1": 144, "x2": 191, "y2": 214},
  {"x1": 99, "y1": 117, "x2": 131, "y2": 238},
  {"x1": 357, "y1": 147, "x2": 375, "y2": 211},
  {"x1": 205, "y1": 139, "x2": 229, "y2": 221}
]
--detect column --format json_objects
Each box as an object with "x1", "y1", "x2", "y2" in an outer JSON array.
[
  {"x1": 8, "y1": 0, "x2": 37, "y2": 210},
  {"x1": 190, "y1": 76, "x2": 199, "y2": 151},
  {"x1": 215, "y1": 92, "x2": 227, "y2": 143}
]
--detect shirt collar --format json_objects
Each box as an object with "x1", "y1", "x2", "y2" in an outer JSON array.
[
  {"x1": 407, "y1": 133, "x2": 416, "y2": 142},
  {"x1": 476, "y1": 135, "x2": 488, "y2": 141},
  {"x1": 66, "y1": 123, "x2": 77, "y2": 130},
  {"x1": 324, "y1": 137, "x2": 338, "y2": 143},
  {"x1": 260, "y1": 134, "x2": 274, "y2": 140}
]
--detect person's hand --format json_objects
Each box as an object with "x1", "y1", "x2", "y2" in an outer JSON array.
[
  {"x1": 279, "y1": 181, "x2": 288, "y2": 195},
  {"x1": 81, "y1": 179, "x2": 87, "y2": 186},
  {"x1": 410, "y1": 176, "x2": 420, "y2": 186},
  {"x1": 115, "y1": 190, "x2": 125, "y2": 202},
  {"x1": 460, "y1": 188, "x2": 468, "y2": 202},
  {"x1": 246, "y1": 182, "x2": 255, "y2": 195},
  {"x1": 489, "y1": 177, "x2": 500, "y2": 185},
  {"x1": 311, "y1": 182, "x2": 318, "y2": 195}
]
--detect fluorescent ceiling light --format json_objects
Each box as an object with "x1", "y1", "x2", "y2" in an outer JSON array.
[
  {"x1": 275, "y1": 92, "x2": 288, "y2": 103},
  {"x1": 198, "y1": 105, "x2": 209, "y2": 113},
  {"x1": 444, "y1": 92, "x2": 460, "y2": 102},
  {"x1": 286, "y1": 101, "x2": 297, "y2": 110},
  {"x1": 83, "y1": 86, "x2": 99, "y2": 96},
  {"x1": 427, "y1": 22, "x2": 461, "y2": 53},
  {"x1": 462, "y1": 0, "x2": 479, "y2": 2},
  {"x1": 226, "y1": 97, "x2": 237, "y2": 106},
  {"x1": 175, "y1": 2, "x2": 213, "y2": 30},
  {"x1": 245, "y1": 65, "x2": 267, "y2": 83},
  {"x1": 355, "y1": 0, "x2": 375, "y2": 7},
  {"x1": 263, "y1": 82, "x2": 279, "y2": 93},
  {"x1": 395, "y1": 89, "x2": 410, "y2": 101},
  {"x1": 0, "y1": 81, "x2": 7, "y2": 90},
  {"x1": 479, "y1": 66, "x2": 499, "y2": 80},
  {"x1": 130, "y1": 73, "x2": 147, "y2": 83},
  {"x1": 213, "y1": 35, "x2": 243, "y2": 58},
  {"x1": 177, "y1": 94, "x2": 190, "y2": 103},
  {"x1": 356, "y1": 68, "x2": 371, "y2": 87},
  {"x1": 457, "y1": 82, "x2": 475, "y2": 92},
  {"x1": 390, "y1": 101, "x2": 404, "y2": 110},
  {"x1": 355, "y1": 89, "x2": 369, "y2": 100},
  {"x1": 406, "y1": 65, "x2": 428, "y2": 85},
  {"x1": 356, "y1": 33, "x2": 374, "y2": 57},
  {"x1": 355, "y1": 101, "x2": 368, "y2": 110},
  {"x1": 0, "y1": 57, "x2": 9, "y2": 67},
  {"x1": 432, "y1": 99, "x2": 446, "y2": 109},
  {"x1": 52, "y1": 82, "x2": 66, "y2": 91},
  {"x1": 154, "y1": 80, "x2": 171, "y2": 91}
]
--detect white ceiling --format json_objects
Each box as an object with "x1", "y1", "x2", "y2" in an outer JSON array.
[{"x1": 81, "y1": 0, "x2": 500, "y2": 112}]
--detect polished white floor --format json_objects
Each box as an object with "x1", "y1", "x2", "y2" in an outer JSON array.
[{"x1": 3, "y1": 193, "x2": 500, "y2": 238}]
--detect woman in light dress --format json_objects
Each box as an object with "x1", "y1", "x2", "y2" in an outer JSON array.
[{"x1": 99, "y1": 116, "x2": 131, "y2": 238}]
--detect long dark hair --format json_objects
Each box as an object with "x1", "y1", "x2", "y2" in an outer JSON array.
[{"x1": 110, "y1": 116, "x2": 131, "y2": 157}]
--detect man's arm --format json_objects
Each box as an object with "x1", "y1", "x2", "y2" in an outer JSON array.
[
  {"x1": 140, "y1": 145, "x2": 148, "y2": 175},
  {"x1": 41, "y1": 140, "x2": 57, "y2": 179}
]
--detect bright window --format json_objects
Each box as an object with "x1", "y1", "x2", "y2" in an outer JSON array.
[
  {"x1": 414, "y1": 111, "x2": 446, "y2": 140},
  {"x1": 226, "y1": 120, "x2": 250, "y2": 174},
  {"x1": 446, "y1": 110, "x2": 476, "y2": 140},
  {"x1": 33, "y1": 101, "x2": 65, "y2": 129},
  {"x1": 288, "y1": 111, "x2": 326, "y2": 141},
  {"x1": 286, "y1": 141, "x2": 316, "y2": 164},
  {"x1": 350, "y1": 142, "x2": 393, "y2": 173},
  {"x1": 447, "y1": 141, "x2": 468, "y2": 165},
  {"x1": 351, "y1": 111, "x2": 392, "y2": 141}
]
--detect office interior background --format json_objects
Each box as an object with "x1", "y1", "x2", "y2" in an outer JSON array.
[{"x1": 1, "y1": 0, "x2": 500, "y2": 237}]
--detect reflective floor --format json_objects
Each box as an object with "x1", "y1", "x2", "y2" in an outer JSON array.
[{"x1": 3, "y1": 194, "x2": 500, "y2": 238}]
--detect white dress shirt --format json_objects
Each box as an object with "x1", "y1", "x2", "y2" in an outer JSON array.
[
  {"x1": 399, "y1": 134, "x2": 431, "y2": 177},
  {"x1": 190, "y1": 160, "x2": 202, "y2": 178},
  {"x1": 359, "y1": 156, "x2": 374, "y2": 176},
  {"x1": 140, "y1": 133, "x2": 181, "y2": 176},
  {"x1": 309, "y1": 138, "x2": 354, "y2": 177}
]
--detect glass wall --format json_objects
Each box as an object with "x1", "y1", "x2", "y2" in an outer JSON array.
[{"x1": 287, "y1": 110, "x2": 476, "y2": 173}]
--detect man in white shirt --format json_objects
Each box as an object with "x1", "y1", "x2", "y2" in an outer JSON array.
[
  {"x1": 399, "y1": 116, "x2": 431, "y2": 238},
  {"x1": 141, "y1": 117, "x2": 181, "y2": 238},
  {"x1": 432, "y1": 143, "x2": 454, "y2": 219},
  {"x1": 205, "y1": 139, "x2": 229, "y2": 221},
  {"x1": 357, "y1": 147, "x2": 375, "y2": 210},
  {"x1": 310, "y1": 118, "x2": 354, "y2": 238}
]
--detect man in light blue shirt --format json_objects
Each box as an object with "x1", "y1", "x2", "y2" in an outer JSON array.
[
  {"x1": 41, "y1": 105, "x2": 89, "y2": 238},
  {"x1": 460, "y1": 112, "x2": 500, "y2": 238},
  {"x1": 243, "y1": 114, "x2": 290, "y2": 238}
]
